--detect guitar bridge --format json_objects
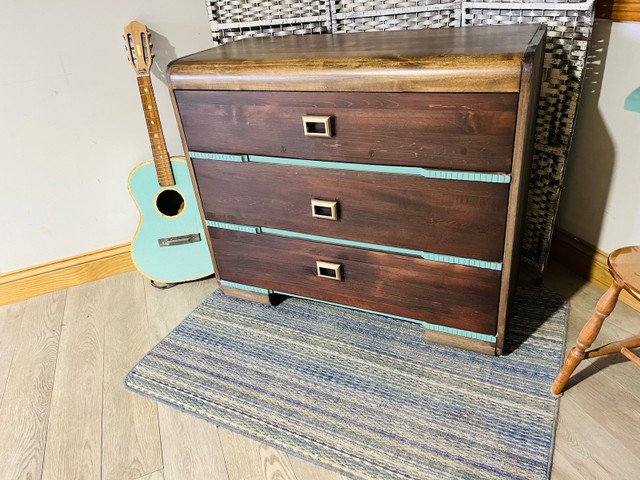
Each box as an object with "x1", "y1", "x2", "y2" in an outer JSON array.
[{"x1": 158, "y1": 233, "x2": 202, "y2": 247}]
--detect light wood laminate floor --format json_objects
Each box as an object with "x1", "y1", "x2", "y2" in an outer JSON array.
[{"x1": 1, "y1": 262, "x2": 639, "y2": 479}]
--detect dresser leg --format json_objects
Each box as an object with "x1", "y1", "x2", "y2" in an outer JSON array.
[
  {"x1": 219, "y1": 283, "x2": 281, "y2": 306},
  {"x1": 550, "y1": 281, "x2": 622, "y2": 395}
]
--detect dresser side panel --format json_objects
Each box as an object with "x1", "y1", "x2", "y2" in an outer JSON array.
[{"x1": 496, "y1": 27, "x2": 546, "y2": 354}]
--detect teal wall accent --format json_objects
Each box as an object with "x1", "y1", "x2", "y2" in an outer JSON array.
[
  {"x1": 219, "y1": 280, "x2": 497, "y2": 342},
  {"x1": 624, "y1": 86, "x2": 640, "y2": 114},
  {"x1": 206, "y1": 221, "x2": 502, "y2": 271},
  {"x1": 190, "y1": 151, "x2": 511, "y2": 184}
]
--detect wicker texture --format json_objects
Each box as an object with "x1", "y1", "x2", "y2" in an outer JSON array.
[{"x1": 205, "y1": 0, "x2": 596, "y2": 272}]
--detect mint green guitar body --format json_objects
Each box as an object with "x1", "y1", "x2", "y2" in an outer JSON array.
[{"x1": 128, "y1": 157, "x2": 214, "y2": 283}]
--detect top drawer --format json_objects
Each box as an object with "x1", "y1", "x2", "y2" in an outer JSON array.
[{"x1": 175, "y1": 91, "x2": 518, "y2": 172}]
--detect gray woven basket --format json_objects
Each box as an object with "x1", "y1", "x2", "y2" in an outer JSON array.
[{"x1": 206, "y1": 0, "x2": 596, "y2": 273}]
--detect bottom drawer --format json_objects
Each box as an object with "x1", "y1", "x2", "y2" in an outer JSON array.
[{"x1": 210, "y1": 228, "x2": 501, "y2": 336}]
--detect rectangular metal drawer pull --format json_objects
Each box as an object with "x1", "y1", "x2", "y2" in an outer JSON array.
[
  {"x1": 311, "y1": 199, "x2": 338, "y2": 220},
  {"x1": 316, "y1": 261, "x2": 342, "y2": 281},
  {"x1": 302, "y1": 115, "x2": 333, "y2": 137}
]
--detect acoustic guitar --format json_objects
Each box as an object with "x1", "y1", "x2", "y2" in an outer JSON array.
[{"x1": 124, "y1": 21, "x2": 213, "y2": 284}]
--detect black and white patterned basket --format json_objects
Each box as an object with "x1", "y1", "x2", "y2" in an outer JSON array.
[{"x1": 206, "y1": 0, "x2": 596, "y2": 273}]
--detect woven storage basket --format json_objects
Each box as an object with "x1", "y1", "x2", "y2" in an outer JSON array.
[{"x1": 205, "y1": 0, "x2": 596, "y2": 273}]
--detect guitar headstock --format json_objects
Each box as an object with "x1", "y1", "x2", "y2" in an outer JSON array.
[{"x1": 124, "y1": 21, "x2": 153, "y2": 75}]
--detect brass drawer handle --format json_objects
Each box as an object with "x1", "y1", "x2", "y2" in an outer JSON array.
[
  {"x1": 316, "y1": 261, "x2": 342, "y2": 281},
  {"x1": 302, "y1": 115, "x2": 333, "y2": 137},
  {"x1": 311, "y1": 199, "x2": 338, "y2": 220}
]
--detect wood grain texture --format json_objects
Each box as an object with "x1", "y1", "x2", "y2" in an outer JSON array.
[
  {"x1": 0, "y1": 243, "x2": 135, "y2": 306},
  {"x1": 495, "y1": 25, "x2": 546, "y2": 354},
  {"x1": 168, "y1": 25, "x2": 542, "y2": 92},
  {"x1": 210, "y1": 227, "x2": 501, "y2": 336},
  {"x1": 219, "y1": 283, "x2": 279, "y2": 306},
  {"x1": 218, "y1": 428, "x2": 298, "y2": 480},
  {"x1": 608, "y1": 246, "x2": 640, "y2": 301},
  {"x1": 596, "y1": 0, "x2": 640, "y2": 21},
  {"x1": 0, "y1": 291, "x2": 65, "y2": 480},
  {"x1": 135, "y1": 75, "x2": 175, "y2": 187},
  {"x1": 178, "y1": 91, "x2": 518, "y2": 172},
  {"x1": 136, "y1": 470, "x2": 165, "y2": 480},
  {"x1": 102, "y1": 272, "x2": 163, "y2": 479},
  {"x1": 423, "y1": 328, "x2": 497, "y2": 355},
  {"x1": 168, "y1": 82, "x2": 221, "y2": 283},
  {"x1": 193, "y1": 159, "x2": 510, "y2": 262},
  {"x1": 552, "y1": 391, "x2": 640, "y2": 479},
  {"x1": 41, "y1": 280, "x2": 105, "y2": 480},
  {"x1": 0, "y1": 301, "x2": 24, "y2": 404},
  {"x1": 158, "y1": 404, "x2": 230, "y2": 480},
  {"x1": 288, "y1": 455, "x2": 349, "y2": 480}
]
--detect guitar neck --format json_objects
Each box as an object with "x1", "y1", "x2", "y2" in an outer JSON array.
[{"x1": 137, "y1": 75, "x2": 175, "y2": 187}]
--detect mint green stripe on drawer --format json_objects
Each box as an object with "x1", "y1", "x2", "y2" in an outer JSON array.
[
  {"x1": 190, "y1": 152, "x2": 248, "y2": 162},
  {"x1": 219, "y1": 280, "x2": 497, "y2": 342},
  {"x1": 206, "y1": 221, "x2": 262, "y2": 234},
  {"x1": 220, "y1": 280, "x2": 273, "y2": 295},
  {"x1": 189, "y1": 151, "x2": 511, "y2": 184},
  {"x1": 249, "y1": 155, "x2": 511, "y2": 184},
  {"x1": 206, "y1": 221, "x2": 502, "y2": 271}
]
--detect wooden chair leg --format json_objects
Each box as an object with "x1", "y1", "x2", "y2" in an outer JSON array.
[
  {"x1": 585, "y1": 335, "x2": 640, "y2": 359},
  {"x1": 551, "y1": 281, "x2": 623, "y2": 395},
  {"x1": 620, "y1": 347, "x2": 640, "y2": 368}
]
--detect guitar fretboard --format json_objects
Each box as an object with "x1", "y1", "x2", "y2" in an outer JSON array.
[{"x1": 137, "y1": 75, "x2": 175, "y2": 187}]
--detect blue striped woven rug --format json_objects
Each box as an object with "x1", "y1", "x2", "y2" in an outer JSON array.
[{"x1": 125, "y1": 286, "x2": 568, "y2": 480}]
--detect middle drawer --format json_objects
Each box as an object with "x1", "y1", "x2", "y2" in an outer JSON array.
[{"x1": 193, "y1": 158, "x2": 509, "y2": 262}]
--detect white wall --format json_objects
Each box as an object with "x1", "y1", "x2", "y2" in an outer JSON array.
[
  {"x1": 556, "y1": 20, "x2": 640, "y2": 253},
  {"x1": 0, "y1": 0, "x2": 213, "y2": 273}
]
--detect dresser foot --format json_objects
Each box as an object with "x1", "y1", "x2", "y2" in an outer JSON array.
[
  {"x1": 424, "y1": 328, "x2": 496, "y2": 355},
  {"x1": 219, "y1": 283, "x2": 284, "y2": 306}
]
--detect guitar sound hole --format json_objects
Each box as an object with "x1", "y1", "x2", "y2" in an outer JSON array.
[{"x1": 156, "y1": 189, "x2": 185, "y2": 217}]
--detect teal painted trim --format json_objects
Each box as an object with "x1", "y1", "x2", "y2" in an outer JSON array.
[
  {"x1": 206, "y1": 220, "x2": 502, "y2": 271},
  {"x1": 219, "y1": 281, "x2": 497, "y2": 342},
  {"x1": 188, "y1": 151, "x2": 510, "y2": 184},
  {"x1": 261, "y1": 227, "x2": 502, "y2": 271},
  {"x1": 248, "y1": 155, "x2": 511, "y2": 184},
  {"x1": 190, "y1": 152, "x2": 248, "y2": 162},
  {"x1": 206, "y1": 221, "x2": 262, "y2": 234},
  {"x1": 220, "y1": 280, "x2": 273, "y2": 294},
  {"x1": 624, "y1": 87, "x2": 640, "y2": 114}
]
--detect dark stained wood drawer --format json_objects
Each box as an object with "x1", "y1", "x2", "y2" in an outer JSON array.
[
  {"x1": 194, "y1": 159, "x2": 510, "y2": 262},
  {"x1": 209, "y1": 227, "x2": 501, "y2": 335},
  {"x1": 177, "y1": 91, "x2": 518, "y2": 172}
]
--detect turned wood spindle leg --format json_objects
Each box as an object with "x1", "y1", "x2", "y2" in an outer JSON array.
[{"x1": 551, "y1": 281, "x2": 623, "y2": 395}]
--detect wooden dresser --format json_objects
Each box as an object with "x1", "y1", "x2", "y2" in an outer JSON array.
[{"x1": 168, "y1": 25, "x2": 546, "y2": 355}]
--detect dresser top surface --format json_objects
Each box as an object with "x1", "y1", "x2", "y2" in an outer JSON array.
[{"x1": 168, "y1": 24, "x2": 545, "y2": 93}]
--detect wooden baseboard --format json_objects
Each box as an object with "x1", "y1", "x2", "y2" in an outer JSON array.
[
  {"x1": 0, "y1": 244, "x2": 136, "y2": 306},
  {"x1": 550, "y1": 228, "x2": 640, "y2": 312}
]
